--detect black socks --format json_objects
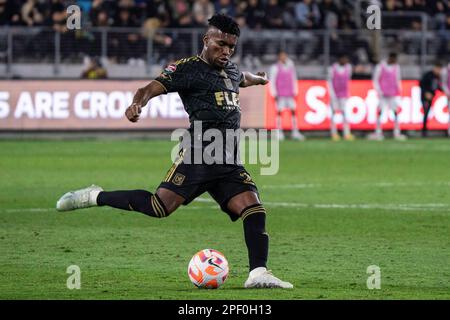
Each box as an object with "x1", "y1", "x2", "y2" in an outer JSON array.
[
  {"x1": 97, "y1": 190, "x2": 168, "y2": 218},
  {"x1": 242, "y1": 204, "x2": 268, "y2": 271}
]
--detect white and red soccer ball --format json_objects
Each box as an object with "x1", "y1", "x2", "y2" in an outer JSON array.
[{"x1": 188, "y1": 249, "x2": 229, "y2": 289}]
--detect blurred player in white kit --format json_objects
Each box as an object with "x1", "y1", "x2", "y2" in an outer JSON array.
[
  {"x1": 269, "y1": 50, "x2": 305, "y2": 141},
  {"x1": 327, "y1": 54, "x2": 354, "y2": 141},
  {"x1": 370, "y1": 53, "x2": 407, "y2": 141}
]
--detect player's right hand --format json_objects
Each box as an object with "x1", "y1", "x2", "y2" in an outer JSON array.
[
  {"x1": 424, "y1": 92, "x2": 433, "y2": 101},
  {"x1": 125, "y1": 103, "x2": 142, "y2": 122}
]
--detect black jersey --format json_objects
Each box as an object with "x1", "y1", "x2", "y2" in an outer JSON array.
[{"x1": 154, "y1": 56, "x2": 244, "y2": 133}]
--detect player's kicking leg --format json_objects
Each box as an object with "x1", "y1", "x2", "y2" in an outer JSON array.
[
  {"x1": 226, "y1": 191, "x2": 293, "y2": 289},
  {"x1": 56, "y1": 185, "x2": 184, "y2": 218}
]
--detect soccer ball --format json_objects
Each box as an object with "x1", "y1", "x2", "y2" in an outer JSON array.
[{"x1": 188, "y1": 249, "x2": 229, "y2": 289}]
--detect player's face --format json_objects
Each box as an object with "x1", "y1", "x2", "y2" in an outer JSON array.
[
  {"x1": 279, "y1": 52, "x2": 287, "y2": 64},
  {"x1": 339, "y1": 56, "x2": 348, "y2": 65},
  {"x1": 204, "y1": 30, "x2": 238, "y2": 68},
  {"x1": 388, "y1": 57, "x2": 397, "y2": 64},
  {"x1": 433, "y1": 66, "x2": 442, "y2": 76}
]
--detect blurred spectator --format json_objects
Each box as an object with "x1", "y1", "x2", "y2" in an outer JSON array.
[
  {"x1": 319, "y1": 0, "x2": 339, "y2": 29},
  {"x1": 146, "y1": 0, "x2": 172, "y2": 27},
  {"x1": 50, "y1": 0, "x2": 67, "y2": 32},
  {"x1": 81, "y1": 56, "x2": 108, "y2": 79},
  {"x1": 111, "y1": 8, "x2": 144, "y2": 63},
  {"x1": 92, "y1": 9, "x2": 112, "y2": 27},
  {"x1": 0, "y1": 0, "x2": 22, "y2": 25},
  {"x1": 244, "y1": 0, "x2": 265, "y2": 30},
  {"x1": 264, "y1": 0, "x2": 285, "y2": 29},
  {"x1": 170, "y1": 0, "x2": 190, "y2": 26},
  {"x1": 214, "y1": 0, "x2": 235, "y2": 17},
  {"x1": 420, "y1": 61, "x2": 443, "y2": 137},
  {"x1": 294, "y1": 0, "x2": 321, "y2": 29},
  {"x1": 141, "y1": 17, "x2": 173, "y2": 64},
  {"x1": 193, "y1": 0, "x2": 215, "y2": 26},
  {"x1": 0, "y1": 0, "x2": 447, "y2": 74},
  {"x1": 21, "y1": 0, "x2": 44, "y2": 26}
]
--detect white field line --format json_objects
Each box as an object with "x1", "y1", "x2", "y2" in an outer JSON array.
[
  {"x1": 2, "y1": 200, "x2": 450, "y2": 213},
  {"x1": 194, "y1": 198, "x2": 450, "y2": 212},
  {"x1": 262, "y1": 182, "x2": 450, "y2": 189}
]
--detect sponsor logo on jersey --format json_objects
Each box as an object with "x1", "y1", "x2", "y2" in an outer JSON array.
[{"x1": 214, "y1": 91, "x2": 240, "y2": 109}]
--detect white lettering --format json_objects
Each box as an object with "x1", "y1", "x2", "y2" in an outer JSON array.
[
  {"x1": 0, "y1": 92, "x2": 10, "y2": 118},
  {"x1": 14, "y1": 92, "x2": 34, "y2": 118}
]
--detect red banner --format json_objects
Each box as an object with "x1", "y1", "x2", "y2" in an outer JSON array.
[
  {"x1": 265, "y1": 80, "x2": 449, "y2": 131},
  {"x1": 0, "y1": 81, "x2": 264, "y2": 130}
]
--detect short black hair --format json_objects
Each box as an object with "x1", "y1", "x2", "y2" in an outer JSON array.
[
  {"x1": 208, "y1": 14, "x2": 240, "y2": 37},
  {"x1": 389, "y1": 52, "x2": 398, "y2": 59}
]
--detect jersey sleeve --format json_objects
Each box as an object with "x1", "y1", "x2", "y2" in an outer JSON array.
[{"x1": 154, "y1": 61, "x2": 192, "y2": 93}]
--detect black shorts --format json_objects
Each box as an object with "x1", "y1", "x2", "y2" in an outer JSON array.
[{"x1": 158, "y1": 157, "x2": 259, "y2": 222}]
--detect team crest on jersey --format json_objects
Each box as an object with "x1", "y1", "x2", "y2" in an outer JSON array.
[
  {"x1": 172, "y1": 173, "x2": 185, "y2": 186},
  {"x1": 224, "y1": 78, "x2": 233, "y2": 90}
]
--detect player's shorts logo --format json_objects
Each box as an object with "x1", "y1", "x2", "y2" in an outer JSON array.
[
  {"x1": 240, "y1": 172, "x2": 255, "y2": 185},
  {"x1": 172, "y1": 173, "x2": 186, "y2": 186}
]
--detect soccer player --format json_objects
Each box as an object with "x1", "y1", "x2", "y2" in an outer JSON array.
[
  {"x1": 441, "y1": 62, "x2": 450, "y2": 137},
  {"x1": 56, "y1": 14, "x2": 293, "y2": 289},
  {"x1": 327, "y1": 54, "x2": 354, "y2": 141},
  {"x1": 420, "y1": 61, "x2": 443, "y2": 137},
  {"x1": 370, "y1": 53, "x2": 406, "y2": 141},
  {"x1": 269, "y1": 50, "x2": 305, "y2": 141}
]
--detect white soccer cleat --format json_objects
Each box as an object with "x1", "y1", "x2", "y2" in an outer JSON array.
[
  {"x1": 291, "y1": 130, "x2": 305, "y2": 141},
  {"x1": 394, "y1": 133, "x2": 407, "y2": 141},
  {"x1": 56, "y1": 184, "x2": 103, "y2": 212},
  {"x1": 273, "y1": 129, "x2": 285, "y2": 141},
  {"x1": 244, "y1": 267, "x2": 294, "y2": 289},
  {"x1": 367, "y1": 132, "x2": 384, "y2": 141}
]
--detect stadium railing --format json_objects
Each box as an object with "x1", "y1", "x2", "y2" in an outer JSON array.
[{"x1": 0, "y1": 14, "x2": 448, "y2": 80}]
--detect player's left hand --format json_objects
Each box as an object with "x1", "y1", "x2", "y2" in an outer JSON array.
[{"x1": 256, "y1": 72, "x2": 268, "y2": 85}]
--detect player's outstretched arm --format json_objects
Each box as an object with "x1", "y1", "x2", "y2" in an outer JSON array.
[
  {"x1": 125, "y1": 81, "x2": 166, "y2": 122},
  {"x1": 240, "y1": 71, "x2": 269, "y2": 88}
]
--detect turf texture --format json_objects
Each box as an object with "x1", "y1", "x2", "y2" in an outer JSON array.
[{"x1": 0, "y1": 138, "x2": 449, "y2": 299}]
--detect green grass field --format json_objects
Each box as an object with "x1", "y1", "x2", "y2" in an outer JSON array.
[{"x1": 1, "y1": 138, "x2": 449, "y2": 299}]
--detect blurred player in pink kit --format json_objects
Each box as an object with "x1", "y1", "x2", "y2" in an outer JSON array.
[
  {"x1": 269, "y1": 51, "x2": 305, "y2": 141},
  {"x1": 442, "y1": 62, "x2": 450, "y2": 137},
  {"x1": 370, "y1": 53, "x2": 407, "y2": 141},
  {"x1": 327, "y1": 54, "x2": 354, "y2": 141}
]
